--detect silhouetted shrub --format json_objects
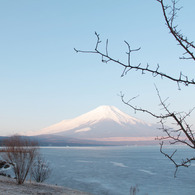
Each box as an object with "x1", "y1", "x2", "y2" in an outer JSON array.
[
  {"x1": 31, "y1": 155, "x2": 51, "y2": 183},
  {"x1": 1, "y1": 135, "x2": 39, "y2": 184}
]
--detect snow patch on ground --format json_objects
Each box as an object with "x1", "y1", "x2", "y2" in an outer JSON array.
[{"x1": 0, "y1": 175, "x2": 92, "y2": 195}]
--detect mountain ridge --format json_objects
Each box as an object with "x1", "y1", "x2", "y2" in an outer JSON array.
[{"x1": 28, "y1": 105, "x2": 157, "y2": 142}]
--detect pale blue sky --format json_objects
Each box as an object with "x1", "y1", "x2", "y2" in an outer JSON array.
[{"x1": 0, "y1": 0, "x2": 194, "y2": 136}]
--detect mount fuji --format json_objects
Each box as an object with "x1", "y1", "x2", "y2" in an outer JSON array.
[{"x1": 31, "y1": 105, "x2": 158, "y2": 143}]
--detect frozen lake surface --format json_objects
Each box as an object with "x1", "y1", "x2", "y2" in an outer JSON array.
[{"x1": 41, "y1": 146, "x2": 195, "y2": 195}]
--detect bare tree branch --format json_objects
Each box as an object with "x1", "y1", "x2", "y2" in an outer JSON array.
[
  {"x1": 157, "y1": 0, "x2": 195, "y2": 60},
  {"x1": 1, "y1": 135, "x2": 39, "y2": 184},
  {"x1": 31, "y1": 155, "x2": 51, "y2": 183},
  {"x1": 160, "y1": 142, "x2": 195, "y2": 177},
  {"x1": 120, "y1": 88, "x2": 195, "y2": 176},
  {"x1": 75, "y1": 0, "x2": 195, "y2": 176},
  {"x1": 74, "y1": 32, "x2": 195, "y2": 88}
]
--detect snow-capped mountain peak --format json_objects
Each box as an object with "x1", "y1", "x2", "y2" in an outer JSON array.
[
  {"x1": 29, "y1": 105, "x2": 153, "y2": 137},
  {"x1": 84, "y1": 105, "x2": 142, "y2": 125}
]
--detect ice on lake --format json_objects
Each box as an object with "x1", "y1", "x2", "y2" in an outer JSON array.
[{"x1": 38, "y1": 146, "x2": 195, "y2": 195}]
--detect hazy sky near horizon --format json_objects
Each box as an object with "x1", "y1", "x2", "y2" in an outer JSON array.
[{"x1": 0, "y1": 0, "x2": 195, "y2": 136}]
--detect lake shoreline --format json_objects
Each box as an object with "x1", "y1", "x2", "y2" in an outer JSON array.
[{"x1": 0, "y1": 175, "x2": 92, "y2": 195}]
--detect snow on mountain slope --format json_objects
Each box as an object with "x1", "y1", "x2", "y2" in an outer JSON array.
[{"x1": 30, "y1": 105, "x2": 155, "y2": 138}]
